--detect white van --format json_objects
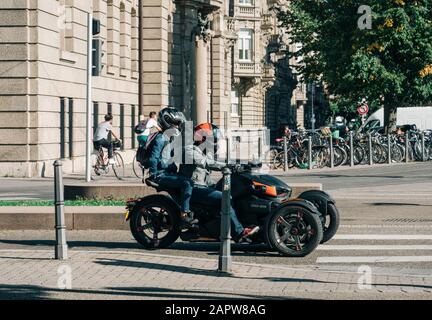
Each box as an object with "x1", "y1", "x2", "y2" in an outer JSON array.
[{"x1": 360, "y1": 106, "x2": 432, "y2": 132}]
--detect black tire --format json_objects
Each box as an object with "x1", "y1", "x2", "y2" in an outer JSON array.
[
  {"x1": 353, "y1": 145, "x2": 365, "y2": 165},
  {"x1": 320, "y1": 203, "x2": 340, "y2": 243},
  {"x1": 112, "y1": 152, "x2": 125, "y2": 180},
  {"x1": 272, "y1": 151, "x2": 285, "y2": 170},
  {"x1": 333, "y1": 145, "x2": 347, "y2": 167},
  {"x1": 132, "y1": 155, "x2": 145, "y2": 179},
  {"x1": 267, "y1": 206, "x2": 323, "y2": 257},
  {"x1": 130, "y1": 195, "x2": 181, "y2": 249}
]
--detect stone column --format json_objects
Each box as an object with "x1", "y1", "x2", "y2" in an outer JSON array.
[{"x1": 194, "y1": 36, "x2": 209, "y2": 124}]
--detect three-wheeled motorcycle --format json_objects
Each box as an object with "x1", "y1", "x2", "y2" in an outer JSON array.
[{"x1": 125, "y1": 162, "x2": 339, "y2": 257}]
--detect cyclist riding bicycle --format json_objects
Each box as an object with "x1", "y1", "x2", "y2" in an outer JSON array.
[
  {"x1": 93, "y1": 113, "x2": 121, "y2": 165},
  {"x1": 146, "y1": 107, "x2": 197, "y2": 228},
  {"x1": 178, "y1": 123, "x2": 260, "y2": 243}
]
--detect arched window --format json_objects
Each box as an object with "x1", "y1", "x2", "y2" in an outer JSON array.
[{"x1": 131, "y1": 7, "x2": 138, "y2": 72}]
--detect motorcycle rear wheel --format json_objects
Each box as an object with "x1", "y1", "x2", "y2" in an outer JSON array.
[
  {"x1": 320, "y1": 203, "x2": 340, "y2": 243},
  {"x1": 267, "y1": 206, "x2": 323, "y2": 257},
  {"x1": 130, "y1": 196, "x2": 181, "y2": 249}
]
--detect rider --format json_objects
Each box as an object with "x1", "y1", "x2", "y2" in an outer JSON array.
[
  {"x1": 146, "y1": 107, "x2": 197, "y2": 228},
  {"x1": 179, "y1": 123, "x2": 260, "y2": 243},
  {"x1": 93, "y1": 113, "x2": 121, "y2": 165}
]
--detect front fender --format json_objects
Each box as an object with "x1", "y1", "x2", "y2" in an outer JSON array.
[
  {"x1": 275, "y1": 199, "x2": 321, "y2": 216},
  {"x1": 298, "y1": 190, "x2": 336, "y2": 216},
  {"x1": 125, "y1": 194, "x2": 180, "y2": 221}
]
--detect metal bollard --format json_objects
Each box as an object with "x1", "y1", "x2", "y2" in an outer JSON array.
[
  {"x1": 349, "y1": 131, "x2": 354, "y2": 167},
  {"x1": 226, "y1": 137, "x2": 231, "y2": 164},
  {"x1": 218, "y1": 167, "x2": 232, "y2": 274},
  {"x1": 329, "y1": 134, "x2": 334, "y2": 168},
  {"x1": 405, "y1": 131, "x2": 410, "y2": 163},
  {"x1": 308, "y1": 135, "x2": 313, "y2": 170},
  {"x1": 283, "y1": 136, "x2": 288, "y2": 172},
  {"x1": 54, "y1": 161, "x2": 68, "y2": 260},
  {"x1": 421, "y1": 132, "x2": 426, "y2": 162},
  {"x1": 387, "y1": 134, "x2": 392, "y2": 164},
  {"x1": 368, "y1": 132, "x2": 373, "y2": 165},
  {"x1": 258, "y1": 137, "x2": 262, "y2": 161}
]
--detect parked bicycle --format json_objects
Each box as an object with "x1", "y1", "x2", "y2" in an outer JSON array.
[{"x1": 268, "y1": 127, "x2": 432, "y2": 170}]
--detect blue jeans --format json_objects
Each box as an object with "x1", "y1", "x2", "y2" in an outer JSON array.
[
  {"x1": 155, "y1": 173, "x2": 193, "y2": 212},
  {"x1": 191, "y1": 187, "x2": 244, "y2": 237}
]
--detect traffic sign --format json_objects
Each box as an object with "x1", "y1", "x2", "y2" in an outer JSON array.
[{"x1": 357, "y1": 103, "x2": 369, "y2": 115}]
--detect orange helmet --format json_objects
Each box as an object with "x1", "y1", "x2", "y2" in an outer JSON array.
[{"x1": 194, "y1": 123, "x2": 223, "y2": 151}]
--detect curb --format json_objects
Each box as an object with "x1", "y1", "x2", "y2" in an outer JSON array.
[
  {"x1": 0, "y1": 184, "x2": 321, "y2": 230},
  {"x1": 0, "y1": 206, "x2": 128, "y2": 230}
]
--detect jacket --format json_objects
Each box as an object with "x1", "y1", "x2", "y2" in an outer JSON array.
[
  {"x1": 178, "y1": 144, "x2": 225, "y2": 187},
  {"x1": 148, "y1": 133, "x2": 177, "y2": 177}
]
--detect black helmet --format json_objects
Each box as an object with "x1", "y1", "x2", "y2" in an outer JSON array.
[{"x1": 158, "y1": 107, "x2": 186, "y2": 132}]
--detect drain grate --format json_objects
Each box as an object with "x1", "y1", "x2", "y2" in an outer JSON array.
[{"x1": 383, "y1": 218, "x2": 432, "y2": 223}]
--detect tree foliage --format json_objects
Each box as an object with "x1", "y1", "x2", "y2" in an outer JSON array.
[{"x1": 279, "y1": 0, "x2": 432, "y2": 131}]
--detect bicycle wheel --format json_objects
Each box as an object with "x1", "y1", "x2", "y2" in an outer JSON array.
[
  {"x1": 132, "y1": 155, "x2": 145, "y2": 179},
  {"x1": 333, "y1": 145, "x2": 347, "y2": 167},
  {"x1": 272, "y1": 151, "x2": 285, "y2": 169},
  {"x1": 391, "y1": 144, "x2": 403, "y2": 163},
  {"x1": 353, "y1": 144, "x2": 365, "y2": 165},
  {"x1": 112, "y1": 152, "x2": 125, "y2": 180}
]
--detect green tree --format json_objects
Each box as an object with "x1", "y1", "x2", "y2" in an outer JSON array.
[{"x1": 279, "y1": 0, "x2": 432, "y2": 132}]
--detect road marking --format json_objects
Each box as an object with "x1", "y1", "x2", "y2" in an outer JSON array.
[
  {"x1": 318, "y1": 245, "x2": 432, "y2": 251},
  {"x1": 317, "y1": 256, "x2": 432, "y2": 263},
  {"x1": 340, "y1": 225, "x2": 432, "y2": 228},
  {"x1": 333, "y1": 235, "x2": 432, "y2": 240}
]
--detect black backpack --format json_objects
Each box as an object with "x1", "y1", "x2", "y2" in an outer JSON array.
[
  {"x1": 134, "y1": 120, "x2": 147, "y2": 134},
  {"x1": 136, "y1": 132, "x2": 159, "y2": 169}
]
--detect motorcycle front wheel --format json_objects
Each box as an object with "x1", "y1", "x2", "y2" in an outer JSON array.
[
  {"x1": 130, "y1": 195, "x2": 181, "y2": 249},
  {"x1": 266, "y1": 206, "x2": 323, "y2": 257}
]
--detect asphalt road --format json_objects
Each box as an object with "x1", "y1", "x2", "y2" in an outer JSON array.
[
  {"x1": 1, "y1": 162, "x2": 431, "y2": 281},
  {"x1": 1, "y1": 197, "x2": 432, "y2": 275}
]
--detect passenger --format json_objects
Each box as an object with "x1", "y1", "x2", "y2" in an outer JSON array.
[{"x1": 146, "y1": 107, "x2": 197, "y2": 228}]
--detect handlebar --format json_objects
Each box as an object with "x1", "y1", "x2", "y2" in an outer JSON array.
[{"x1": 225, "y1": 161, "x2": 262, "y2": 173}]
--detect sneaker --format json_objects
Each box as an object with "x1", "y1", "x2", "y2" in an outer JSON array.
[
  {"x1": 108, "y1": 158, "x2": 117, "y2": 165},
  {"x1": 239, "y1": 226, "x2": 260, "y2": 243},
  {"x1": 180, "y1": 213, "x2": 199, "y2": 229}
]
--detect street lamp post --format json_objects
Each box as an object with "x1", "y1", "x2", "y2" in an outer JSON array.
[{"x1": 85, "y1": 12, "x2": 93, "y2": 183}]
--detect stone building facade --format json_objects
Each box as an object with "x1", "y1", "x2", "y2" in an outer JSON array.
[
  {"x1": 0, "y1": 0, "x2": 309, "y2": 177},
  {"x1": 0, "y1": 0, "x2": 139, "y2": 177}
]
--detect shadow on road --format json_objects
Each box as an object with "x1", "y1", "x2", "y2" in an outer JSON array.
[
  {"x1": 0, "y1": 239, "x2": 277, "y2": 257},
  {"x1": 0, "y1": 284, "x2": 288, "y2": 300},
  {"x1": 370, "y1": 202, "x2": 432, "y2": 207}
]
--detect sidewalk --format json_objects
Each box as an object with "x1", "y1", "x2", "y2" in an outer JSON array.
[{"x1": 0, "y1": 249, "x2": 431, "y2": 300}]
